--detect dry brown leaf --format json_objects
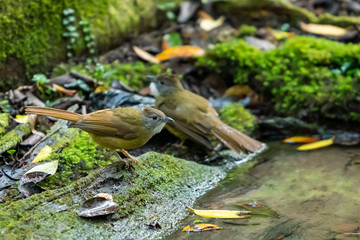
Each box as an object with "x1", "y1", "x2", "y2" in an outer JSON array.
[
  {"x1": 155, "y1": 46, "x2": 205, "y2": 61},
  {"x1": 133, "y1": 46, "x2": 160, "y2": 64},
  {"x1": 197, "y1": 10, "x2": 213, "y2": 20},
  {"x1": 299, "y1": 22, "x2": 348, "y2": 36},
  {"x1": 52, "y1": 84, "x2": 77, "y2": 97}
]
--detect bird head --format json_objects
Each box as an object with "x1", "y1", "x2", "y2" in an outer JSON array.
[
  {"x1": 146, "y1": 74, "x2": 184, "y2": 97},
  {"x1": 141, "y1": 106, "x2": 174, "y2": 134}
]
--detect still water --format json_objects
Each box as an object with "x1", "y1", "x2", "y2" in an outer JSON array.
[{"x1": 168, "y1": 142, "x2": 360, "y2": 239}]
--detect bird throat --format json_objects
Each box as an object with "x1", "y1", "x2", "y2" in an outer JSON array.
[{"x1": 150, "y1": 82, "x2": 159, "y2": 97}]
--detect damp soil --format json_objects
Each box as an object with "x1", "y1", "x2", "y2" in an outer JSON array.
[{"x1": 168, "y1": 142, "x2": 360, "y2": 240}]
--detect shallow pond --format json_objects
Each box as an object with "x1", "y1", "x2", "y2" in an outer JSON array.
[{"x1": 168, "y1": 142, "x2": 360, "y2": 239}]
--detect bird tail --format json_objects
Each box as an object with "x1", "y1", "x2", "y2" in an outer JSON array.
[
  {"x1": 211, "y1": 120, "x2": 263, "y2": 154},
  {"x1": 25, "y1": 106, "x2": 83, "y2": 123}
]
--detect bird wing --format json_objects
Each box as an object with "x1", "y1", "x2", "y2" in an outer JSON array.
[
  {"x1": 156, "y1": 91, "x2": 216, "y2": 149},
  {"x1": 72, "y1": 108, "x2": 140, "y2": 140}
]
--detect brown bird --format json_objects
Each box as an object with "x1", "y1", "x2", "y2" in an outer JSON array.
[
  {"x1": 25, "y1": 106, "x2": 174, "y2": 167},
  {"x1": 147, "y1": 74, "x2": 263, "y2": 154}
]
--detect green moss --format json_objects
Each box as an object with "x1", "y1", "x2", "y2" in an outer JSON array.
[
  {"x1": 53, "y1": 61, "x2": 164, "y2": 91},
  {"x1": 198, "y1": 36, "x2": 360, "y2": 121},
  {"x1": 220, "y1": 103, "x2": 257, "y2": 135},
  {"x1": 0, "y1": 0, "x2": 158, "y2": 90},
  {"x1": 0, "y1": 123, "x2": 31, "y2": 154},
  {"x1": 40, "y1": 131, "x2": 115, "y2": 188},
  {"x1": 237, "y1": 24, "x2": 257, "y2": 38},
  {"x1": 0, "y1": 113, "x2": 10, "y2": 135},
  {"x1": 0, "y1": 152, "x2": 224, "y2": 239}
]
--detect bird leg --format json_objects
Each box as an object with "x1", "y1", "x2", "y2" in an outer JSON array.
[
  {"x1": 172, "y1": 139, "x2": 185, "y2": 148},
  {"x1": 121, "y1": 149, "x2": 141, "y2": 164},
  {"x1": 113, "y1": 150, "x2": 129, "y2": 169}
]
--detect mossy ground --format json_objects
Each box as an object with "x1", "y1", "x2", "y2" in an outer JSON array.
[
  {"x1": 198, "y1": 36, "x2": 360, "y2": 122},
  {"x1": 0, "y1": 152, "x2": 225, "y2": 240},
  {"x1": 219, "y1": 103, "x2": 257, "y2": 135},
  {"x1": 0, "y1": 123, "x2": 31, "y2": 154},
  {"x1": 0, "y1": 113, "x2": 10, "y2": 135}
]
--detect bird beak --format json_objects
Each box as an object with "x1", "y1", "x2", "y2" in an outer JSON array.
[
  {"x1": 146, "y1": 75, "x2": 158, "y2": 82},
  {"x1": 164, "y1": 116, "x2": 174, "y2": 123}
]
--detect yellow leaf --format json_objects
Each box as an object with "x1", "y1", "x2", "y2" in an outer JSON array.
[
  {"x1": 133, "y1": 46, "x2": 160, "y2": 64},
  {"x1": 32, "y1": 146, "x2": 52, "y2": 163},
  {"x1": 182, "y1": 224, "x2": 223, "y2": 232},
  {"x1": 282, "y1": 136, "x2": 318, "y2": 143},
  {"x1": 272, "y1": 30, "x2": 295, "y2": 40},
  {"x1": 297, "y1": 136, "x2": 335, "y2": 151},
  {"x1": 14, "y1": 115, "x2": 29, "y2": 124},
  {"x1": 155, "y1": 46, "x2": 205, "y2": 61},
  {"x1": 186, "y1": 206, "x2": 251, "y2": 219},
  {"x1": 299, "y1": 22, "x2": 348, "y2": 36}
]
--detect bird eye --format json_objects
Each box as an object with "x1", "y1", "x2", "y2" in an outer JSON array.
[
  {"x1": 160, "y1": 81, "x2": 164, "y2": 85},
  {"x1": 152, "y1": 116, "x2": 158, "y2": 120}
]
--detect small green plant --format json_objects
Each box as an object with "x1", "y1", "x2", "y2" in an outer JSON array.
[
  {"x1": 0, "y1": 100, "x2": 11, "y2": 113},
  {"x1": 79, "y1": 19, "x2": 96, "y2": 55},
  {"x1": 62, "y1": 8, "x2": 78, "y2": 58},
  {"x1": 6, "y1": 149, "x2": 16, "y2": 162},
  {"x1": 32, "y1": 74, "x2": 56, "y2": 99},
  {"x1": 157, "y1": 2, "x2": 177, "y2": 20}
]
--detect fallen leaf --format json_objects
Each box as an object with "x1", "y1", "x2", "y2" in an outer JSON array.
[
  {"x1": 297, "y1": 136, "x2": 335, "y2": 151},
  {"x1": 155, "y1": 46, "x2": 205, "y2": 61},
  {"x1": 182, "y1": 223, "x2": 223, "y2": 232},
  {"x1": 200, "y1": 16, "x2": 225, "y2": 32},
  {"x1": 186, "y1": 206, "x2": 251, "y2": 218},
  {"x1": 32, "y1": 146, "x2": 52, "y2": 163},
  {"x1": 282, "y1": 136, "x2": 318, "y2": 143},
  {"x1": 52, "y1": 84, "x2": 77, "y2": 97},
  {"x1": 133, "y1": 46, "x2": 160, "y2": 64},
  {"x1": 299, "y1": 22, "x2": 348, "y2": 36},
  {"x1": 78, "y1": 193, "x2": 119, "y2": 217},
  {"x1": 271, "y1": 30, "x2": 295, "y2": 40},
  {"x1": 14, "y1": 115, "x2": 29, "y2": 124},
  {"x1": 18, "y1": 160, "x2": 59, "y2": 196},
  {"x1": 26, "y1": 160, "x2": 59, "y2": 175}
]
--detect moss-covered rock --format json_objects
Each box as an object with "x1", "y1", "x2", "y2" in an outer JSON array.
[
  {"x1": 198, "y1": 36, "x2": 360, "y2": 122},
  {"x1": 0, "y1": 0, "x2": 159, "y2": 90},
  {"x1": 0, "y1": 123, "x2": 31, "y2": 155},
  {"x1": 0, "y1": 152, "x2": 225, "y2": 240},
  {"x1": 220, "y1": 103, "x2": 257, "y2": 135},
  {"x1": 0, "y1": 113, "x2": 10, "y2": 136}
]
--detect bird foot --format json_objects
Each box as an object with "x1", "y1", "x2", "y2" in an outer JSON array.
[
  {"x1": 114, "y1": 151, "x2": 130, "y2": 169},
  {"x1": 172, "y1": 139, "x2": 185, "y2": 148},
  {"x1": 121, "y1": 149, "x2": 141, "y2": 165}
]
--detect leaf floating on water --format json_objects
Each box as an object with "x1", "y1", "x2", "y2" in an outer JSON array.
[
  {"x1": 14, "y1": 115, "x2": 29, "y2": 124},
  {"x1": 186, "y1": 206, "x2": 251, "y2": 219},
  {"x1": 133, "y1": 46, "x2": 160, "y2": 64},
  {"x1": 282, "y1": 136, "x2": 318, "y2": 143},
  {"x1": 299, "y1": 22, "x2": 348, "y2": 36},
  {"x1": 155, "y1": 46, "x2": 205, "y2": 61},
  {"x1": 182, "y1": 224, "x2": 223, "y2": 232},
  {"x1": 297, "y1": 136, "x2": 335, "y2": 151},
  {"x1": 32, "y1": 145, "x2": 52, "y2": 163},
  {"x1": 78, "y1": 193, "x2": 119, "y2": 217}
]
